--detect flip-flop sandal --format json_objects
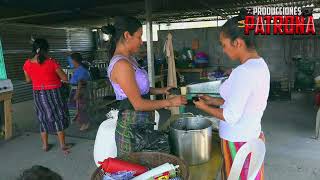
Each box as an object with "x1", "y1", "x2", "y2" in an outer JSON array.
[
  {"x1": 61, "y1": 143, "x2": 75, "y2": 155},
  {"x1": 43, "y1": 144, "x2": 53, "y2": 152}
]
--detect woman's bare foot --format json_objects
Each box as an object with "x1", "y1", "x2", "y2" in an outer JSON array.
[
  {"x1": 42, "y1": 144, "x2": 53, "y2": 152},
  {"x1": 61, "y1": 143, "x2": 74, "y2": 155}
]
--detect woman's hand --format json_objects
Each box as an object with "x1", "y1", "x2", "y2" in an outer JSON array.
[
  {"x1": 162, "y1": 86, "x2": 174, "y2": 95},
  {"x1": 56, "y1": 68, "x2": 68, "y2": 82},
  {"x1": 199, "y1": 95, "x2": 214, "y2": 105},
  {"x1": 194, "y1": 99, "x2": 225, "y2": 120},
  {"x1": 193, "y1": 98, "x2": 209, "y2": 111},
  {"x1": 198, "y1": 95, "x2": 225, "y2": 106},
  {"x1": 149, "y1": 86, "x2": 175, "y2": 95},
  {"x1": 168, "y1": 95, "x2": 187, "y2": 107}
]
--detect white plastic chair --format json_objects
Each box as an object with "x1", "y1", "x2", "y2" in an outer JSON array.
[{"x1": 227, "y1": 139, "x2": 266, "y2": 180}]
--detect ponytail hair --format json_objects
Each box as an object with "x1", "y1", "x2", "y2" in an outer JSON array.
[
  {"x1": 221, "y1": 9, "x2": 256, "y2": 49},
  {"x1": 32, "y1": 38, "x2": 49, "y2": 64},
  {"x1": 101, "y1": 16, "x2": 142, "y2": 58}
]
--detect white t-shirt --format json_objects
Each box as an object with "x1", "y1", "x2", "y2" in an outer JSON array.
[{"x1": 219, "y1": 58, "x2": 270, "y2": 142}]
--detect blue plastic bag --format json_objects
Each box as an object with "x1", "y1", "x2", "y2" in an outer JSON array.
[
  {"x1": 103, "y1": 171, "x2": 135, "y2": 180},
  {"x1": 67, "y1": 56, "x2": 74, "y2": 68}
]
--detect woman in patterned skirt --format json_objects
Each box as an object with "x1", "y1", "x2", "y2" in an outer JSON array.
[
  {"x1": 69, "y1": 52, "x2": 90, "y2": 131},
  {"x1": 194, "y1": 12, "x2": 270, "y2": 180},
  {"x1": 23, "y1": 38, "x2": 73, "y2": 154},
  {"x1": 104, "y1": 17, "x2": 187, "y2": 157}
]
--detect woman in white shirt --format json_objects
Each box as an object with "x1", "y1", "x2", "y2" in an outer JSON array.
[{"x1": 194, "y1": 14, "x2": 270, "y2": 180}]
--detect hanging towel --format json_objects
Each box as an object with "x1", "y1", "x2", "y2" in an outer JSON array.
[{"x1": 165, "y1": 33, "x2": 179, "y2": 115}]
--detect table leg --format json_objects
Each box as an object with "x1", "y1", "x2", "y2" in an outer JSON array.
[
  {"x1": 315, "y1": 107, "x2": 320, "y2": 139},
  {"x1": 4, "y1": 99, "x2": 12, "y2": 140}
]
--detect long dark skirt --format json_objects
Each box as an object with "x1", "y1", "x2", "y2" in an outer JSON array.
[
  {"x1": 33, "y1": 88, "x2": 69, "y2": 133},
  {"x1": 67, "y1": 88, "x2": 77, "y2": 121},
  {"x1": 68, "y1": 86, "x2": 90, "y2": 124}
]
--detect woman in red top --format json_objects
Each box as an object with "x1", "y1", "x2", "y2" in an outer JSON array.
[{"x1": 23, "y1": 38, "x2": 72, "y2": 154}]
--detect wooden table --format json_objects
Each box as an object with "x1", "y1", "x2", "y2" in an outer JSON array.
[
  {"x1": 160, "y1": 114, "x2": 222, "y2": 180},
  {"x1": 0, "y1": 91, "x2": 13, "y2": 140},
  {"x1": 176, "y1": 68, "x2": 207, "y2": 78}
]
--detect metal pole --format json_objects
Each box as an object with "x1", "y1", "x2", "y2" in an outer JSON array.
[{"x1": 145, "y1": 0, "x2": 155, "y2": 99}]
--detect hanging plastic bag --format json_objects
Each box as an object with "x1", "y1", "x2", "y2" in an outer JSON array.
[
  {"x1": 131, "y1": 122, "x2": 170, "y2": 153},
  {"x1": 94, "y1": 109, "x2": 119, "y2": 166},
  {"x1": 103, "y1": 171, "x2": 135, "y2": 180}
]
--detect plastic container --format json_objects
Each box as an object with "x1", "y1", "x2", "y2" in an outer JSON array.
[
  {"x1": 195, "y1": 52, "x2": 208, "y2": 59},
  {"x1": 132, "y1": 163, "x2": 179, "y2": 180},
  {"x1": 98, "y1": 158, "x2": 148, "y2": 176},
  {"x1": 67, "y1": 56, "x2": 74, "y2": 68}
]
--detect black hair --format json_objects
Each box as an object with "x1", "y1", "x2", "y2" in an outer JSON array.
[
  {"x1": 221, "y1": 9, "x2": 256, "y2": 49},
  {"x1": 18, "y1": 165, "x2": 62, "y2": 180},
  {"x1": 71, "y1": 52, "x2": 88, "y2": 69},
  {"x1": 101, "y1": 16, "x2": 142, "y2": 57},
  {"x1": 32, "y1": 38, "x2": 49, "y2": 64}
]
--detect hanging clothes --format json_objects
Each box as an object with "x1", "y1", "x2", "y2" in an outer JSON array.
[{"x1": 165, "y1": 33, "x2": 179, "y2": 115}]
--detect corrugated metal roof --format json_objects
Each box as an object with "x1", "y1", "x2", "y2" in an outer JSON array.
[{"x1": 0, "y1": 0, "x2": 319, "y2": 26}]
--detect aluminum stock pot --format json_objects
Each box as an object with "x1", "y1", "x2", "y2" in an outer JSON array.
[{"x1": 169, "y1": 115, "x2": 212, "y2": 165}]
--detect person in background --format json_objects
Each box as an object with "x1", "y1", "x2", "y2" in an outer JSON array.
[
  {"x1": 104, "y1": 16, "x2": 187, "y2": 157},
  {"x1": 18, "y1": 165, "x2": 62, "y2": 180},
  {"x1": 69, "y1": 52, "x2": 91, "y2": 131},
  {"x1": 23, "y1": 38, "x2": 73, "y2": 154},
  {"x1": 194, "y1": 13, "x2": 270, "y2": 180}
]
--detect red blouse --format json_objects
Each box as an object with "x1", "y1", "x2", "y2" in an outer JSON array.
[{"x1": 23, "y1": 58, "x2": 62, "y2": 90}]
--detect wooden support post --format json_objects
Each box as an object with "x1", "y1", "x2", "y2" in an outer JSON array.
[{"x1": 0, "y1": 92, "x2": 13, "y2": 140}]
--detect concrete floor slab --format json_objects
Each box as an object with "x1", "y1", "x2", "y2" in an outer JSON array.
[
  {"x1": 1, "y1": 92, "x2": 320, "y2": 180},
  {"x1": 0, "y1": 133, "x2": 96, "y2": 180}
]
